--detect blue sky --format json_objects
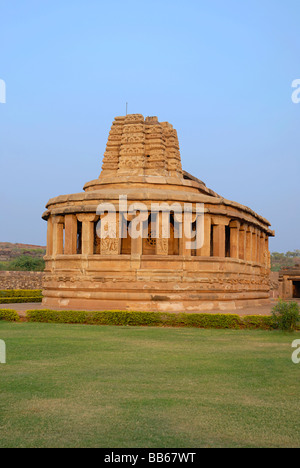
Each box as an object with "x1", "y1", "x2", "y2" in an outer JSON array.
[{"x1": 0, "y1": 0, "x2": 299, "y2": 252}]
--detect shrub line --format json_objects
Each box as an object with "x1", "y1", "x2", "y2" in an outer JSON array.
[
  {"x1": 0, "y1": 309, "x2": 21, "y2": 322},
  {"x1": 0, "y1": 289, "x2": 42, "y2": 298},
  {"x1": 0, "y1": 290, "x2": 43, "y2": 304},
  {"x1": 25, "y1": 309, "x2": 281, "y2": 330},
  {"x1": 0, "y1": 297, "x2": 42, "y2": 304},
  {"x1": 1, "y1": 302, "x2": 298, "y2": 330}
]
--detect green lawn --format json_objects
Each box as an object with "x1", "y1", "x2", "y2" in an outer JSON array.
[{"x1": 0, "y1": 322, "x2": 299, "y2": 448}]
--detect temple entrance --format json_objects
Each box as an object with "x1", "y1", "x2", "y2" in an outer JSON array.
[{"x1": 293, "y1": 281, "x2": 300, "y2": 298}]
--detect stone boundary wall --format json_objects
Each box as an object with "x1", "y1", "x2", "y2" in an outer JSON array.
[{"x1": 0, "y1": 271, "x2": 43, "y2": 290}]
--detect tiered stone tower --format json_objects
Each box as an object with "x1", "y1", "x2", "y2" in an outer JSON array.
[
  {"x1": 101, "y1": 115, "x2": 182, "y2": 178},
  {"x1": 42, "y1": 114, "x2": 274, "y2": 312}
]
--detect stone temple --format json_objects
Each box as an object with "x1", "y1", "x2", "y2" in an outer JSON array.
[{"x1": 42, "y1": 114, "x2": 274, "y2": 312}]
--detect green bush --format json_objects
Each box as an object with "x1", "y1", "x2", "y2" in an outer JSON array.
[
  {"x1": 85, "y1": 310, "x2": 163, "y2": 326},
  {"x1": 8, "y1": 256, "x2": 45, "y2": 272},
  {"x1": 0, "y1": 289, "x2": 42, "y2": 298},
  {"x1": 242, "y1": 315, "x2": 276, "y2": 330},
  {"x1": 272, "y1": 300, "x2": 300, "y2": 332},
  {"x1": 0, "y1": 290, "x2": 43, "y2": 304},
  {"x1": 27, "y1": 310, "x2": 87, "y2": 324},
  {"x1": 0, "y1": 297, "x2": 42, "y2": 304},
  {"x1": 26, "y1": 310, "x2": 163, "y2": 326},
  {"x1": 0, "y1": 262, "x2": 10, "y2": 271},
  {"x1": 26, "y1": 309, "x2": 279, "y2": 331},
  {"x1": 0, "y1": 309, "x2": 20, "y2": 322},
  {"x1": 175, "y1": 313, "x2": 242, "y2": 329}
]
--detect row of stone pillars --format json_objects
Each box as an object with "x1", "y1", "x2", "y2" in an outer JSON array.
[
  {"x1": 209, "y1": 217, "x2": 269, "y2": 264},
  {"x1": 47, "y1": 214, "x2": 97, "y2": 256},
  {"x1": 46, "y1": 213, "x2": 270, "y2": 265}
]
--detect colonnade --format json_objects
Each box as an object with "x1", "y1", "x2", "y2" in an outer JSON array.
[{"x1": 46, "y1": 211, "x2": 270, "y2": 266}]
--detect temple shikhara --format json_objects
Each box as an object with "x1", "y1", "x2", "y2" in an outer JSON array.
[{"x1": 42, "y1": 114, "x2": 274, "y2": 311}]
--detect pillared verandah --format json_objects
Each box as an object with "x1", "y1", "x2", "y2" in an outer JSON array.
[{"x1": 42, "y1": 114, "x2": 274, "y2": 311}]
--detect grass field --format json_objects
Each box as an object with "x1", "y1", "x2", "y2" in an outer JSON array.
[{"x1": 0, "y1": 322, "x2": 299, "y2": 448}]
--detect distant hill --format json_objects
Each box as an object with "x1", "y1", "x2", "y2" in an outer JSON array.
[
  {"x1": 0, "y1": 243, "x2": 46, "y2": 271},
  {"x1": 271, "y1": 250, "x2": 300, "y2": 272},
  {"x1": 0, "y1": 242, "x2": 46, "y2": 261}
]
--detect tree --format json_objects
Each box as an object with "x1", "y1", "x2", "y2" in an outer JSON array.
[
  {"x1": 9, "y1": 255, "x2": 45, "y2": 272},
  {"x1": 271, "y1": 250, "x2": 299, "y2": 271}
]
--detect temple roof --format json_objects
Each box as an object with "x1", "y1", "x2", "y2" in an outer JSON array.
[
  {"x1": 42, "y1": 113, "x2": 274, "y2": 235},
  {"x1": 99, "y1": 114, "x2": 183, "y2": 180},
  {"x1": 84, "y1": 114, "x2": 220, "y2": 197}
]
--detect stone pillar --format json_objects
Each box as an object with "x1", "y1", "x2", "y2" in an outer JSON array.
[
  {"x1": 129, "y1": 212, "x2": 143, "y2": 257},
  {"x1": 257, "y1": 229, "x2": 261, "y2": 263},
  {"x1": 100, "y1": 211, "x2": 120, "y2": 256},
  {"x1": 229, "y1": 220, "x2": 240, "y2": 259},
  {"x1": 131, "y1": 229, "x2": 143, "y2": 256},
  {"x1": 181, "y1": 226, "x2": 192, "y2": 256},
  {"x1": 210, "y1": 217, "x2": 228, "y2": 257},
  {"x1": 46, "y1": 217, "x2": 53, "y2": 256},
  {"x1": 120, "y1": 214, "x2": 128, "y2": 247},
  {"x1": 53, "y1": 216, "x2": 64, "y2": 256},
  {"x1": 122, "y1": 211, "x2": 142, "y2": 257},
  {"x1": 265, "y1": 235, "x2": 269, "y2": 252},
  {"x1": 156, "y1": 211, "x2": 169, "y2": 256},
  {"x1": 260, "y1": 232, "x2": 266, "y2": 265},
  {"x1": 239, "y1": 224, "x2": 247, "y2": 260},
  {"x1": 252, "y1": 228, "x2": 258, "y2": 262},
  {"x1": 246, "y1": 226, "x2": 253, "y2": 262},
  {"x1": 180, "y1": 212, "x2": 194, "y2": 257},
  {"x1": 256, "y1": 229, "x2": 261, "y2": 264},
  {"x1": 255, "y1": 229, "x2": 260, "y2": 263},
  {"x1": 64, "y1": 214, "x2": 78, "y2": 255},
  {"x1": 197, "y1": 214, "x2": 211, "y2": 257},
  {"x1": 212, "y1": 224, "x2": 226, "y2": 257},
  {"x1": 77, "y1": 214, "x2": 97, "y2": 256},
  {"x1": 264, "y1": 236, "x2": 271, "y2": 269}
]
